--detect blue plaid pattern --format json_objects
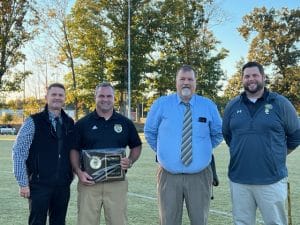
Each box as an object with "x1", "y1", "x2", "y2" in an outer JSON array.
[{"x1": 12, "y1": 117, "x2": 35, "y2": 187}]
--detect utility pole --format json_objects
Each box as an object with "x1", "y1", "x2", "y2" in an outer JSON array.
[
  {"x1": 127, "y1": 0, "x2": 131, "y2": 119},
  {"x1": 23, "y1": 59, "x2": 26, "y2": 122}
]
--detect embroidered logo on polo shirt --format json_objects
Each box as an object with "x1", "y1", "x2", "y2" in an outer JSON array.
[
  {"x1": 114, "y1": 124, "x2": 122, "y2": 133},
  {"x1": 264, "y1": 104, "x2": 273, "y2": 114},
  {"x1": 92, "y1": 125, "x2": 98, "y2": 130}
]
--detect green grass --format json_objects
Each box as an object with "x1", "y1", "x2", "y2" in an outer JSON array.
[{"x1": 1, "y1": 135, "x2": 299, "y2": 225}]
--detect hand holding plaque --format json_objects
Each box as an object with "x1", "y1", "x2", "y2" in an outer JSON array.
[{"x1": 82, "y1": 148, "x2": 125, "y2": 182}]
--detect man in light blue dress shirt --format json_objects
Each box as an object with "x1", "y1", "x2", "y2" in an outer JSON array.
[{"x1": 144, "y1": 65, "x2": 223, "y2": 225}]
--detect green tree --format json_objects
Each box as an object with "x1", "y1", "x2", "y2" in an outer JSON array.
[
  {"x1": 96, "y1": 0, "x2": 159, "y2": 115},
  {"x1": 238, "y1": 7, "x2": 299, "y2": 76},
  {"x1": 223, "y1": 58, "x2": 245, "y2": 100},
  {"x1": 0, "y1": 0, "x2": 37, "y2": 88},
  {"x1": 270, "y1": 66, "x2": 300, "y2": 112},
  {"x1": 149, "y1": 0, "x2": 228, "y2": 101},
  {"x1": 63, "y1": 0, "x2": 110, "y2": 113},
  {"x1": 63, "y1": 0, "x2": 227, "y2": 116},
  {"x1": 238, "y1": 7, "x2": 300, "y2": 107},
  {"x1": 0, "y1": 70, "x2": 31, "y2": 92},
  {"x1": 66, "y1": 0, "x2": 158, "y2": 116}
]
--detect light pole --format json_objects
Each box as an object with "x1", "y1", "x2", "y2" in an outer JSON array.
[
  {"x1": 127, "y1": 0, "x2": 131, "y2": 119},
  {"x1": 23, "y1": 59, "x2": 26, "y2": 122}
]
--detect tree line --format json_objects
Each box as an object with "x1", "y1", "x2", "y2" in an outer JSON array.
[{"x1": 0, "y1": 0, "x2": 299, "y2": 120}]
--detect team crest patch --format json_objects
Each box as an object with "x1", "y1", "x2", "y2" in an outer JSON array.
[
  {"x1": 264, "y1": 104, "x2": 273, "y2": 114},
  {"x1": 90, "y1": 156, "x2": 102, "y2": 169},
  {"x1": 114, "y1": 124, "x2": 123, "y2": 133}
]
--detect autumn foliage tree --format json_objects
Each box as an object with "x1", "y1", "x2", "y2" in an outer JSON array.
[
  {"x1": 238, "y1": 7, "x2": 299, "y2": 110},
  {"x1": 36, "y1": 0, "x2": 80, "y2": 120}
]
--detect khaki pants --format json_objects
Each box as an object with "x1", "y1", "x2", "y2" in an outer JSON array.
[
  {"x1": 157, "y1": 166, "x2": 212, "y2": 225},
  {"x1": 77, "y1": 179, "x2": 128, "y2": 225}
]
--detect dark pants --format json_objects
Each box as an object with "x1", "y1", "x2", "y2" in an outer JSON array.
[{"x1": 28, "y1": 184, "x2": 70, "y2": 225}]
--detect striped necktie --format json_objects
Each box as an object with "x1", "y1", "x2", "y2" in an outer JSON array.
[{"x1": 181, "y1": 102, "x2": 192, "y2": 166}]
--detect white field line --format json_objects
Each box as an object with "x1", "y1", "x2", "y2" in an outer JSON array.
[
  {"x1": 128, "y1": 192, "x2": 156, "y2": 200},
  {"x1": 0, "y1": 171, "x2": 263, "y2": 224},
  {"x1": 128, "y1": 192, "x2": 264, "y2": 224},
  {"x1": 0, "y1": 170, "x2": 13, "y2": 173}
]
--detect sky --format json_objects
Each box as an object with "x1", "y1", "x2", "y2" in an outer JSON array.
[{"x1": 212, "y1": 0, "x2": 299, "y2": 76}]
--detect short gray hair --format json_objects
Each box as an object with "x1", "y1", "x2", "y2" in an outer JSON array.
[{"x1": 176, "y1": 65, "x2": 197, "y2": 77}]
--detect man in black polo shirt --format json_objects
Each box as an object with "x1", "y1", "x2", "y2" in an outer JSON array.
[{"x1": 70, "y1": 82, "x2": 142, "y2": 225}]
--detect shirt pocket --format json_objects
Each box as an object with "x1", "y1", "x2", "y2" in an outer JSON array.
[{"x1": 194, "y1": 120, "x2": 210, "y2": 138}]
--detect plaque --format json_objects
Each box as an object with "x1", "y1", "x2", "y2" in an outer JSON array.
[{"x1": 82, "y1": 149, "x2": 125, "y2": 182}]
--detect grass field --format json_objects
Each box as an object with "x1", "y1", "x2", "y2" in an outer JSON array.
[{"x1": 0, "y1": 135, "x2": 299, "y2": 225}]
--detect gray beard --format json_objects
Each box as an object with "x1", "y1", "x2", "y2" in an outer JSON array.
[{"x1": 181, "y1": 88, "x2": 191, "y2": 97}]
